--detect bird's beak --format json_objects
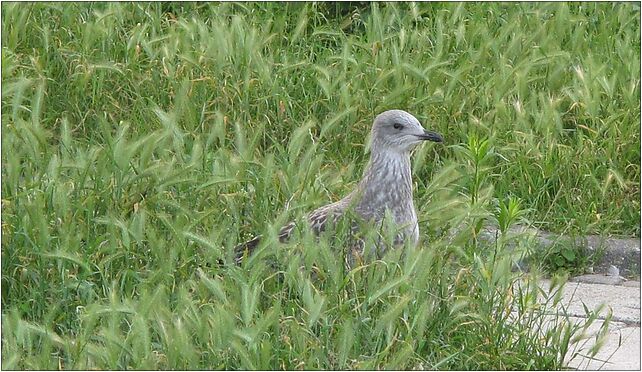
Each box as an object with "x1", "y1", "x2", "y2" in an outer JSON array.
[{"x1": 416, "y1": 130, "x2": 443, "y2": 143}]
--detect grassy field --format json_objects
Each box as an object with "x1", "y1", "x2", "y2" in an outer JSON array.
[{"x1": 1, "y1": 2, "x2": 638, "y2": 369}]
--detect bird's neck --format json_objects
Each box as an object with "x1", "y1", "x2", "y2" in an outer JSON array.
[{"x1": 359, "y1": 149, "x2": 413, "y2": 199}]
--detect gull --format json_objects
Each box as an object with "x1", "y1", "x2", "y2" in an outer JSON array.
[{"x1": 234, "y1": 109, "x2": 443, "y2": 265}]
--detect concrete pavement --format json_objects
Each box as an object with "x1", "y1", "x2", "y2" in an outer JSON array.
[
  {"x1": 549, "y1": 277, "x2": 641, "y2": 370},
  {"x1": 480, "y1": 225, "x2": 640, "y2": 369}
]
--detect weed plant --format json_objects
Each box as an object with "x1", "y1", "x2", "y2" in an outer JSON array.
[{"x1": 1, "y1": 2, "x2": 635, "y2": 369}]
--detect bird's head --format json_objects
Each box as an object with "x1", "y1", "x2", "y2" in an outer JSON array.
[{"x1": 369, "y1": 110, "x2": 443, "y2": 154}]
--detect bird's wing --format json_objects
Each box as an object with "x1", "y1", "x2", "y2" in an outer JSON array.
[
  {"x1": 307, "y1": 200, "x2": 347, "y2": 235},
  {"x1": 271, "y1": 203, "x2": 341, "y2": 245},
  {"x1": 277, "y1": 221, "x2": 296, "y2": 242},
  {"x1": 233, "y1": 200, "x2": 348, "y2": 264},
  {"x1": 233, "y1": 235, "x2": 262, "y2": 264},
  {"x1": 233, "y1": 221, "x2": 296, "y2": 264}
]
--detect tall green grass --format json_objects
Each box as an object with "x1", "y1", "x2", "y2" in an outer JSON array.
[{"x1": 1, "y1": 2, "x2": 636, "y2": 369}]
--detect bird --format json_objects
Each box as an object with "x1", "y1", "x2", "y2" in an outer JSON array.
[{"x1": 234, "y1": 109, "x2": 443, "y2": 265}]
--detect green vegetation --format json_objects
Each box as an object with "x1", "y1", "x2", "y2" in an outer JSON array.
[
  {"x1": 1, "y1": 2, "x2": 636, "y2": 369},
  {"x1": 534, "y1": 237, "x2": 601, "y2": 277}
]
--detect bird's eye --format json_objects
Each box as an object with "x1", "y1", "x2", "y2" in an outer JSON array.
[{"x1": 393, "y1": 123, "x2": 403, "y2": 130}]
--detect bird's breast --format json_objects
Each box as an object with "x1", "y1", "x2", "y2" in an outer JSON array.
[{"x1": 355, "y1": 161, "x2": 416, "y2": 224}]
